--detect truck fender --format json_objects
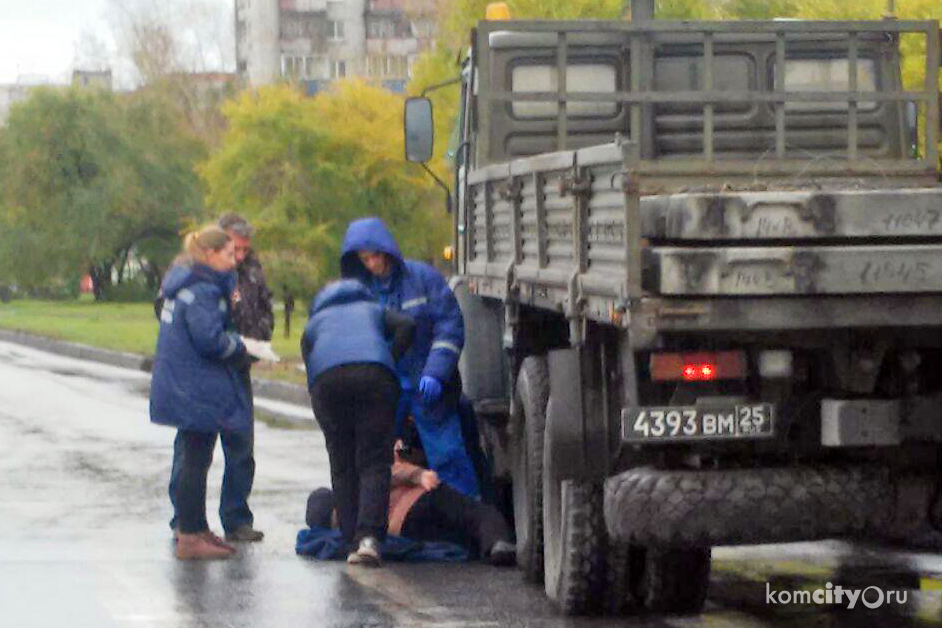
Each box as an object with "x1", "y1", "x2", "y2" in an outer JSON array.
[
  {"x1": 546, "y1": 346, "x2": 609, "y2": 482},
  {"x1": 451, "y1": 276, "x2": 509, "y2": 406}
]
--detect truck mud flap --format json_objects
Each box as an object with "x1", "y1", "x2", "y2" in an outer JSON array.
[
  {"x1": 641, "y1": 189, "x2": 942, "y2": 241},
  {"x1": 651, "y1": 244, "x2": 942, "y2": 295},
  {"x1": 604, "y1": 465, "x2": 934, "y2": 548}
]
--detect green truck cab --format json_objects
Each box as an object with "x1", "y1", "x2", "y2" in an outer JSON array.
[{"x1": 406, "y1": 0, "x2": 942, "y2": 614}]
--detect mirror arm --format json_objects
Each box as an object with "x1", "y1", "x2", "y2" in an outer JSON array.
[
  {"x1": 408, "y1": 77, "x2": 463, "y2": 212},
  {"x1": 420, "y1": 163, "x2": 453, "y2": 214},
  {"x1": 420, "y1": 76, "x2": 462, "y2": 97}
]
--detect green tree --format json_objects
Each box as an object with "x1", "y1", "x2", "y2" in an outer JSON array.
[
  {"x1": 0, "y1": 86, "x2": 204, "y2": 299},
  {"x1": 200, "y1": 85, "x2": 340, "y2": 297},
  {"x1": 652, "y1": 0, "x2": 719, "y2": 19},
  {"x1": 719, "y1": 0, "x2": 797, "y2": 19},
  {"x1": 200, "y1": 82, "x2": 449, "y2": 299}
]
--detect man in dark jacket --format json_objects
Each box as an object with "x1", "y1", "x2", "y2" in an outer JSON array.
[
  {"x1": 302, "y1": 279, "x2": 415, "y2": 566},
  {"x1": 340, "y1": 217, "x2": 480, "y2": 499},
  {"x1": 214, "y1": 212, "x2": 273, "y2": 542}
]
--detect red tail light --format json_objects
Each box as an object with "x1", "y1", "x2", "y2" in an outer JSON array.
[{"x1": 650, "y1": 351, "x2": 746, "y2": 382}]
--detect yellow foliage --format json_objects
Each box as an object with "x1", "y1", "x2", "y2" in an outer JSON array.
[{"x1": 310, "y1": 79, "x2": 429, "y2": 189}]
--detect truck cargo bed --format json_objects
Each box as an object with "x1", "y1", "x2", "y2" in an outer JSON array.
[{"x1": 462, "y1": 141, "x2": 942, "y2": 330}]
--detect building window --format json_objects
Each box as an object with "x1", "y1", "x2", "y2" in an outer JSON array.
[
  {"x1": 328, "y1": 20, "x2": 345, "y2": 41},
  {"x1": 331, "y1": 60, "x2": 346, "y2": 78},
  {"x1": 281, "y1": 55, "x2": 298, "y2": 78},
  {"x1": 366, "y1": 56, "x2": 407, "y2": 78},
  {"x1": 388, "y1": 56, "x2": 407, "y2": 77},
  {"x1": 368, "y1": 18, "x2": 395, "y2": 39},
  {"x1": 282, "y1": 55, "x2": 327, "y2": 80},
  {"x1": 367, "y1": 56, "x2": 381, "y2": 77},
  {"x1": 412, "y1": 19, "x2": 435, "y2": 39}
]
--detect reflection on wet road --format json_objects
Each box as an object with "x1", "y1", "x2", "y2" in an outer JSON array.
[{"x1": 2, "y1": 339, "x2": 942, "y2": 627}]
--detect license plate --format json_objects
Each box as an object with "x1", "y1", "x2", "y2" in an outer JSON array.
[{"x1": 624, "y1": 404, "x2": 774, "y2": 442}]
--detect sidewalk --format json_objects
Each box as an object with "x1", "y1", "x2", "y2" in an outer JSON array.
[{"x1": 0, "y1": 327, "x2": 313, "y2": 424}]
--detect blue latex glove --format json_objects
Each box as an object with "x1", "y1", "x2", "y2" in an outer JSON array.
[{"x1": 418, "y1": 376, "x2": 442, "y2": 405}]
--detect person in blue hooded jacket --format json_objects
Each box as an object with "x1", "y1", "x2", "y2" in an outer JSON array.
[
  {"x1": 302, "y1": 279, "x2": 415, "y2": 566},
  {"x1": 150, "y1": 225, "x2": 250, "y2": 561},
  {"x1": 339, "y1": 217, "x2": 480, "y2": 499}
]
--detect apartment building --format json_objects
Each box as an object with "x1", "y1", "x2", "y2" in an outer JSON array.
[{"x1": 235, "y1": 0, "x2": 436, "y2": 93}]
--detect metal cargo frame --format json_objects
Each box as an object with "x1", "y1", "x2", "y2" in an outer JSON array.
[
  {"x1": 474, "y1": 19, "x2": 941, "y2": 173},
  {"x1": 463, "y1": 19, "x2": 942, "y2": 339}
]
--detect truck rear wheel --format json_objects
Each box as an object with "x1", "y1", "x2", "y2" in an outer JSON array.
[
  {"x1": 633, "y1": 546, "x2": 711, "y2": 613},
  {"x1": 510, "y1": 355, "x2": 548, "y2": 582},
  {"x1": 542, "y1": 399, "x2": 605, "y2": 614},
  {"x1": 603, "y1": 540, "x2": 638, "y2": 615}
]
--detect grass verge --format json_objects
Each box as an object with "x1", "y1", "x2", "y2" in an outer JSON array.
[{"x1": 0, "y1": 298, "x2": 309, "y2": 386}]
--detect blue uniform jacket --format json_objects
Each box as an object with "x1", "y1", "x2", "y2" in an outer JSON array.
[
  {"x1": 301, "y1": 280, "x2": 398, "y2": 389},
  {"x1": 149, "y1": 263, "x2": 250, "y2": 433},
  {"x1": 339, "y1": 217, "x2": 464, "y2": 389}
]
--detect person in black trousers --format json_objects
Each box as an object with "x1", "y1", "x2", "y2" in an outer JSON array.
[
  {"x1": 301, "y1": 279, "x2": 415, "y2": 566},
  {"x1": 283, "y1": 286, "x2": 295, "y2": 338}
]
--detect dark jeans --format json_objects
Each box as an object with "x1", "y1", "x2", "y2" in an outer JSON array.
[
  {"x1": 401, "y1": 483, "x2": 512, "y2": 556},
  {"x1": 172, "y1": 430, "x2": 217, "y2": 534},
  {"x1": 310, "y1": 363, "x2": 398, "y2": 545},
  {"x1": 169, "y1": 368, "x2": 256, "y2": 533}
]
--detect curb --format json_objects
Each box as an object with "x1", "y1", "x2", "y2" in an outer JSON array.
[{"x1": 0, "y1": 327, "x2": 310, "y2": 408}]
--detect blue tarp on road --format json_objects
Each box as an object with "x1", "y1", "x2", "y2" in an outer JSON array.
[{"x1": 296, "y1": 527, "x2": 469, "y2": 563}]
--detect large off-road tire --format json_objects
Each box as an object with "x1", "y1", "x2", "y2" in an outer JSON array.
[
  {"x1": 633, "y1": 546, "x2": 711, "y2": 614},
  {"x1": 542, "y1": 399, "x2": 606, "y2": 615},
  {"x1": 510, "y1": 355, "x2": 548, "y2": 582},
  {"x1": 604, "y1": 465, "x2": 897, "y2": 548},
  {"x1": 602, "y1": 540, "x2": 637, "y2": 615}
]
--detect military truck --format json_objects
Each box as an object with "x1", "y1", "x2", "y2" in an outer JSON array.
[{"x1": 404, "y1": 0, "x2": 942, "y2": 615}]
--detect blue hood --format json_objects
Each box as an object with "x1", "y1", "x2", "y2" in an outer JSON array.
[
  {"x1": 161, "y1": 262, "x2": 236, "y2": 299},
  {"x1": 311, "y1": 280, "x2": 376, "y2": 315},
  {"x1": 340, "y1": 217, "x2": 404, "y2": 280}
]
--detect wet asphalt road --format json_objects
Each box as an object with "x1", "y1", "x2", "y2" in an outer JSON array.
[{"x1": 3, "y1": 339, "x2": 942, "y2": 627}]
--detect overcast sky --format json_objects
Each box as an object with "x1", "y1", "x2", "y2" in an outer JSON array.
[{"x1": 0, "y1": 0, "x2": 234, "y2": 86}]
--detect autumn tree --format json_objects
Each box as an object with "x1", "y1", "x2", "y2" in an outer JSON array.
[
  {"x1": 200, "y1": 82, "x2": 449, "y2": 299},
  {"x1": 0, "y1": 87, "x2": 205, "y2": 299}
]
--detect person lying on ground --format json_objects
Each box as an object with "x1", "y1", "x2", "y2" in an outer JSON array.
[{"x1": 305, "y1": 441, "x2": 516, "y2": 566}]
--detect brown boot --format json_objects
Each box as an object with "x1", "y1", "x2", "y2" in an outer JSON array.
[
  {"x1": 175, "y1": 532, "x2": 235, "y2": 560},
  {"x1": 199, "y1": 530, "x2": 237, "y2": 552},
  {"x1": 173, "y1": 528, "x2": 236, "y2": 552}
]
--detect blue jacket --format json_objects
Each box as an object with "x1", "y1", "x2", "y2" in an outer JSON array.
[
  {"x1": 149, "y1": 263, "x2": 251, "y2": 433},
  {"x1": 340, "y1": 217, "x2": 464, "y2": 389},
  {"x1": 301, "y1": 279, "x2": 397, "y2": 389}
]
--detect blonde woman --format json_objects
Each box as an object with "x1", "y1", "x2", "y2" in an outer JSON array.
[{"x1": 150, "y1": 226, "x2": 251, "y2": 560}]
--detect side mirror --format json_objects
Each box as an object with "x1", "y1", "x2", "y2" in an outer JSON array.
[{"x1": 404, "y1": 97, "x2": 434, "y2": 163}]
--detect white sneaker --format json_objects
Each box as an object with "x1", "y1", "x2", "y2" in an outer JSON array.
[{"x1": 346, "y1": 536, "x2": 382, "y2": 567}]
